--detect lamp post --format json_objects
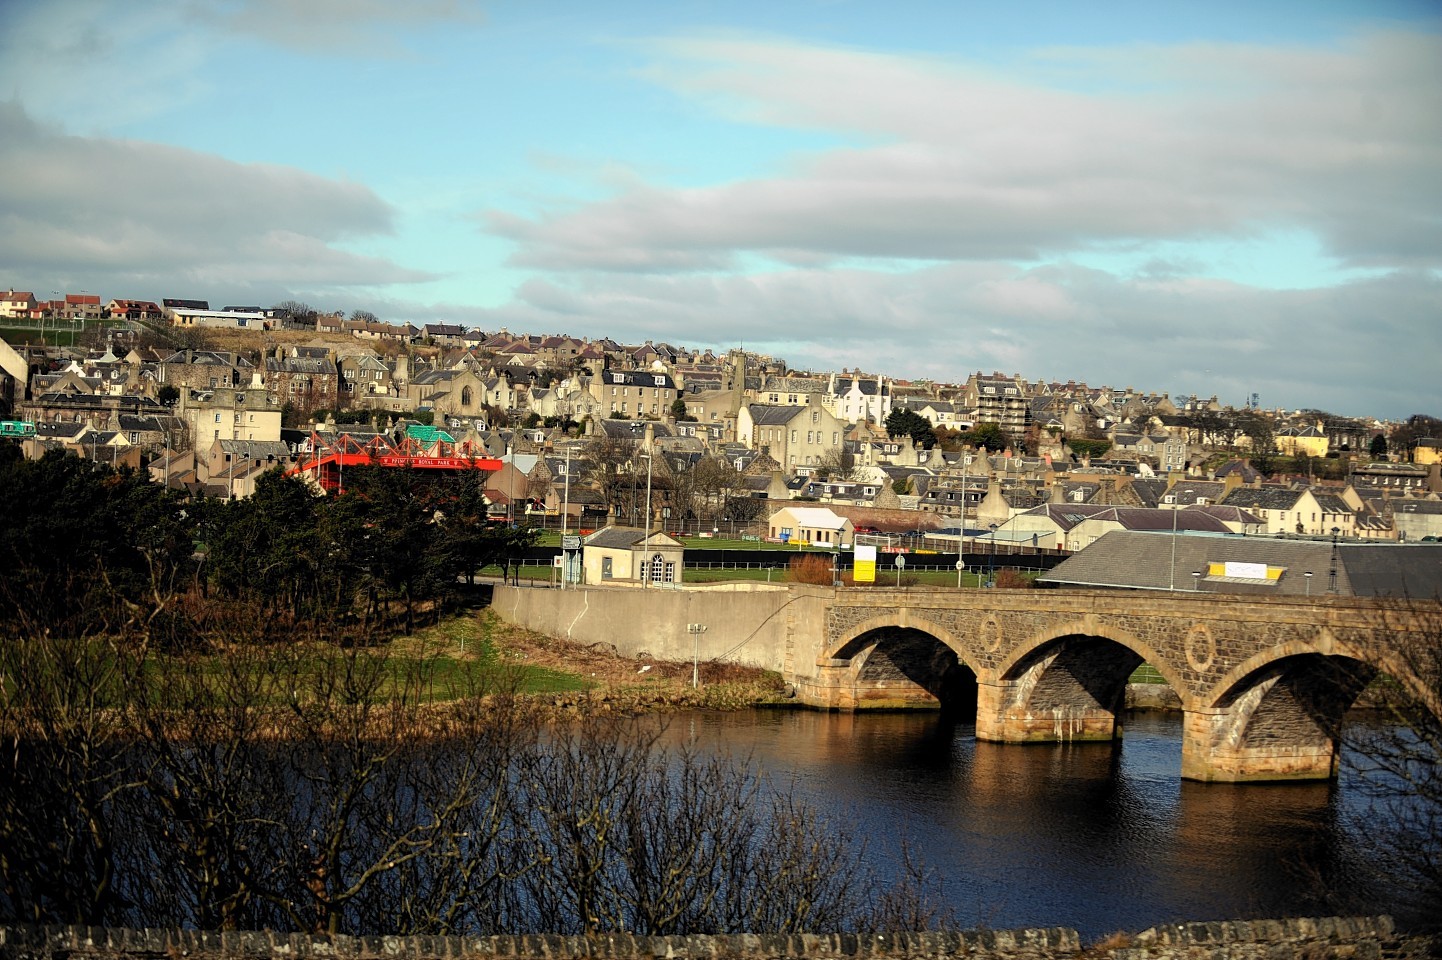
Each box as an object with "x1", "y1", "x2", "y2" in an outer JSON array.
[
  {"x1": 988, "y1": 523, "x2": 997, "y2": 588},
  {"x1": 1170, "y1": 501, "x2": 1179, "y2": 590},
  {"x1": 956, "y1": 558, "x2": 965, "y2": 589},
  {"x1": 560, "y1": 444, "x2": 572, "y2": 589},
  {"x1": 687, "y1": 623, "x2": 707, "y2": 688},
  {"x1": 1328, "y1": 527, "x2": 1340, "y2": 594},
  {"x1": 560, "y1": 445, "x2": 571, "y2": 539},
  {"x1": 642, "y1": 453, "x2": 653, "y2": 587}
]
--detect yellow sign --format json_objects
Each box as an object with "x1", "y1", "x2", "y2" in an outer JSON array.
[{"x1": 854, "y1": 544, "x2": 877, "y2": 583}]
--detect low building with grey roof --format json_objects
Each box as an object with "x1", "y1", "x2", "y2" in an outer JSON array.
[{"x1": 1040, "y1": 530, "x2": 1442, "y2": 597}]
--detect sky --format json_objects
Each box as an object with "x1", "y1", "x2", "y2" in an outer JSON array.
[{"x1": 1, "y1": 0, "x2": 1439, "y2": 420}]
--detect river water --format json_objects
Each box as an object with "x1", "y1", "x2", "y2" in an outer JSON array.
[{"x1": 652, "y1": 708, "x2": 1404, "y2": 938}]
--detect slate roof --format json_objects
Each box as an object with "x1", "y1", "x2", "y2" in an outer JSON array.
[
  {"x1": 1129, "y1": 478, "x2": 1168, "y2": 508},
  {"x1": 583, "y1": 526, "x2": 681, "y2": 550},
  {"x1": 831, "y1": 377, "x2": 886, "y2": 396},
  {"x1": 1213, "y1": 460, "x2": 1263, "y2": 483},
  {"x1": 1166, "y1": 481, "x2": 1226, "y2": 505},
  {"x1": 746, "y1": 404, "x2": 805, "y2": 426},
  {"x1": 1392, "y1": 500, "x2": 1442, "y2": 517},
  {"x1": 1040, "y1": 532, "x2": 1442, "y2": 597},
  {"x1": 1314, "y1": 493, "x2": 1355, "y2": 515},
  {"x1": 1220, "y1": 487, "x2": 1306, "y2": 511},
  {"x1": 266, "y1": 357, "x2": 337, "y2": 375},
  {"x1": 760, "y1": 375, "x2": 823, "y2": 393},
  {"x1": 1188, "y1": 504, "x2": 1265, "y2": 525},
  {"x1": 598, "y1": 419, "x2": 674, "y2": 440}
]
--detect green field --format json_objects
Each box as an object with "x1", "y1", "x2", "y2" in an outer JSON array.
[{"x1": 485, "y1": 562, "x2": 1022, "y2": 588}]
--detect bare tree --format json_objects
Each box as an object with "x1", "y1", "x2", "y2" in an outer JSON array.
[{"x1": 1341, "y1": 598, "x2": 1442, "y2": 930}]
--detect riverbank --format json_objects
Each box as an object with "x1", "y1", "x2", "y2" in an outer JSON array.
[
  {"x1": 2, "y1": 916, "x2": 1428, "y2": 960},
  {"x1": 412, "y1": 610, "x2": 790, "y2": 714}
]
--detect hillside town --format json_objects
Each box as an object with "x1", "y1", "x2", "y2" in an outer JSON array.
[{"x1": 2, "y1": 289, "x2": 1441, "y2": 551}]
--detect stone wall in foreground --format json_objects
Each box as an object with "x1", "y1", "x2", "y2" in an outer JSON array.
[{"x1": 0, "y1": 917, "x2": 1432, "y2": 960}]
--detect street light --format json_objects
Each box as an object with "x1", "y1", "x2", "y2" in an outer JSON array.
[
  {"x1": 687, "y1": 623, "x2": 707, "y2": 688},
  {"x1": 1304, "y1": 571, "x2": 1314, "y2": 596},
  {"x1": 1328, "y1": 527, "x2": 1340, "y2": 594},
  {"x1": 641, "y1": 452, "x2": 653, "y2": 587},
  {"x1": 1170, "y1": 501, "x2": 1179, "y2": 590},
  {"x1": 560, "y1": 444, "x2": 572, "y2": 590},
  {"x1": 988, "y1": 523, "x2": 998, "y2": 588}
]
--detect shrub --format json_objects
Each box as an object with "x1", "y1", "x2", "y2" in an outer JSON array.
[
  {"x1": 787, "y1": 554, "x2": 836, "y2": 585},
  {"x1": 993, "y1": 568, "x2": 1034, "y2": 589}
]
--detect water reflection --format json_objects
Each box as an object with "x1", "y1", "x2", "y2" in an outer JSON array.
[{"x1": 655, "y1": 709, "x2": 1399, "y2": 937}]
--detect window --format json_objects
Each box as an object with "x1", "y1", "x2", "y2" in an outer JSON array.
[
  {"x1": 602, "y1": 557, "x2": 613, "y2": 579},
  {"x1": 649, "y1": 554, "x2": 666, "y2": 583},
  {"x1": 214, "y1": 414, "x2": 221, "y2": 423}
]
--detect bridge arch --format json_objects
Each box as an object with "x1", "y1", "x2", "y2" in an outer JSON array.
[
  {"x1": 828, "y1": 614, "x2": 979, "y2": 673},
  {"x1": 997, "y1": 620, "x2": 1184, "y2": 695},
  {"x1": 1185, "y1": 641, "x2": 1380, "y2": 782},
  {"x1": 975, "y1": 620, "x2": 1173, "y2": 745},
  {"x1": 826, "y1": 615, "x2": 981, "y2": 713}
]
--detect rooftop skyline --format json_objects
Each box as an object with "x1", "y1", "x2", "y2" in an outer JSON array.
[{"x1": 2, "y1": 0, "x2": 1438, "y2": 420}]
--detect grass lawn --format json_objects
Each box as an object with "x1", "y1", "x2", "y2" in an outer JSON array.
[
  {"x1": 483, "y1": 562, "x2": 1026, "y2": 589},
  {"x1": 115, "y1": 616, "x2": 594, "y2": 708}
]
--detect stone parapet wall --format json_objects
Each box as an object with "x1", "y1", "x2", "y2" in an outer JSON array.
[
  {"x1": 1, "y1": 918, "x2": 1431, "y2": 960},
  {"x1": 1116, "y1": 916, "x2": 1430, "y2": 958}
]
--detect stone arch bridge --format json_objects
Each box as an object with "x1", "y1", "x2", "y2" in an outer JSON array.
[
  {"x1": 804, "y1": 588, "x2": 1440, "y2": 782},
  {"x1": 492, "y1": 582, "x2": 1440, "y2": 783}
]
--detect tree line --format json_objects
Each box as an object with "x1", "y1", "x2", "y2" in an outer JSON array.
[
  {"x1": 0, "y1": 444, "x2": 537, "y2": 648},
  {"x1": 0, "y1": 635, "x2": 950, "y2": 936},
  {"x1": 0, "y1": 442, "x2": 953, "y2": 935}
]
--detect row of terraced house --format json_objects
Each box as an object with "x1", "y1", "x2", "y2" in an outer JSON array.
[{"x1": 2, "y1": 316, "x2": 1440, "y2": 541}]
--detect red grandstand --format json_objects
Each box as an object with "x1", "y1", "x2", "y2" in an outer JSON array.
[{"x1": 287, "y1": 426, "x2": 502, "y2": 495}]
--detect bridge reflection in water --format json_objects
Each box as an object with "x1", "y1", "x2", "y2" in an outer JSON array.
[
  {"x1": 658, "y1": 710, "x2": 1392, "y2": 937},
  {"x1": 809, "y1": 589, "x2": 1436, "y2": 782},
  {"x1": 495, "y1": 582, "x2": 1439, "y2": 782}
]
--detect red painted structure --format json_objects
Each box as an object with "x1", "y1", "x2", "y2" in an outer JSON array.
[{"x1": 287, "y1": 431, "x2": 503, "y2": 495}]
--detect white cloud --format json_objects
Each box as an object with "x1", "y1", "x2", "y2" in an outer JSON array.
[
  {"x1": 0, "y1": 102, "x2": 435, "y2": 296},
  {"x1": 461, "y1": 261, "x2": 1440, "y2": 419},
  {"x1": 490, "y1": 30, "x2": 1442, "y2": 274},
  {"x1": 191, "y1": 0, "x2": 486, "y2": 54}
]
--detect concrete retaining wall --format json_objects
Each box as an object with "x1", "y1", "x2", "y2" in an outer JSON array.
[
  {"x1": 493, "y1": 582, "x2": 830, "y2": 679},
  {"x1": 1, "y1": 918, "x2": 1429, "y2": 960}
]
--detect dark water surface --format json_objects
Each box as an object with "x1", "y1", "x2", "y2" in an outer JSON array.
[{"x1": 652, "y1": 709, "x2": 1397, "y2": 938}]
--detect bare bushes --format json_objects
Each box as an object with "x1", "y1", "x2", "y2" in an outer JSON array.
[
  {"x1": 1340, "y1": 598, "x2": 1442, "y2": 930},
  {"x1": 0, "y1": 639, "x2": 950, "y2": 936},
  {"x1": 787, "y1": 554, "x2": 836, "y2": 585}
]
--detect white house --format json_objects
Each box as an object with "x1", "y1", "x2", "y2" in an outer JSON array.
[{"x1": 767, "y1": 506, "x2": 854, "y2": 547}]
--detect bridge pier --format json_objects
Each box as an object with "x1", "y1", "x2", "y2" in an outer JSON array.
[
  {"x1": 975, "y1": 680, "x2": 1123, "y2": 743},
  {"x1": 797, "y1": 661, "x2": 951, "y2": 711},
  {"x1": 1180, "y1": 708, "x2": 1340, "y2": 783}
]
